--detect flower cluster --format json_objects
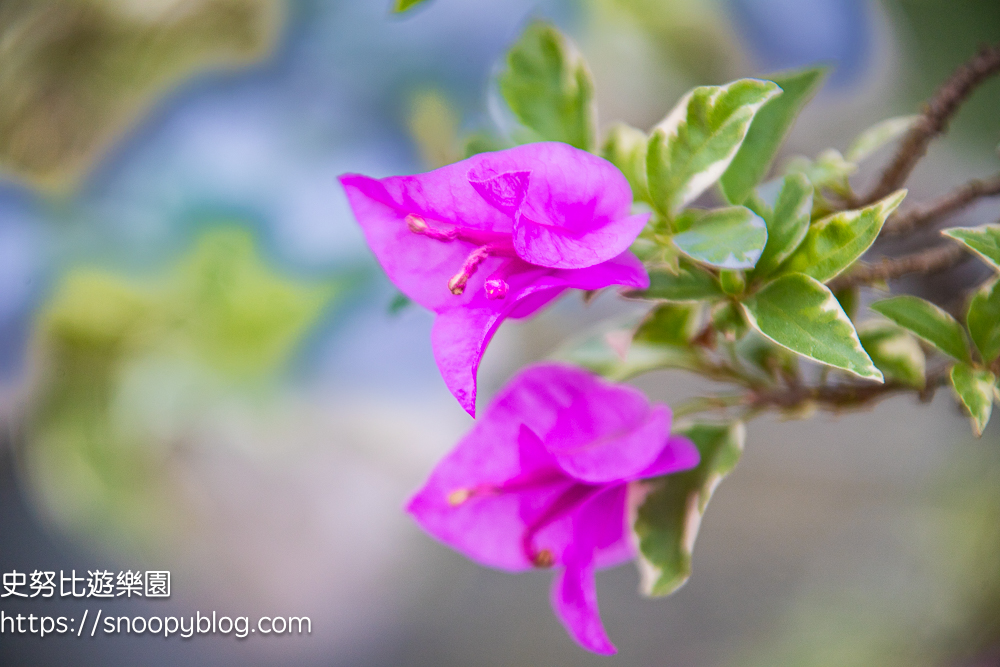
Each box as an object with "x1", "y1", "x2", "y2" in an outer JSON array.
[
  {"x1": 340, "y1": 143, "x2": 697, "y2": 654},
  {"x1": 339, "y1": 142, "x2": 649, "y2": 416},
  {"x1": 408, "y1": 363, "x2": 698, "y2": 653}
]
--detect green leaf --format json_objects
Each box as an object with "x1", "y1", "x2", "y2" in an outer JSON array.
[
  {"x1": 779, "y1": 189, "x2": 906, "y2": 282},
  {"x1": 462, "y1": 131, "x2": 508, "y2": 159},
  {"x1": 635, "y1": 303, "x2": 702, "y2": 346},
  {"x1": 498, "y1": 21, "x2": 596, "y2": 151},
  {"x1": 967, "y1": 278, "x2": 1000, "y2": 363},
  {"x1": 845, "y1": 114, "x2": 921, "y2": 162},
  {"x1": 43, "y1": 229, "x2": 341, "y2": 381},
  {"x1": 720, "y1": 66, "x2": 827, "y2": 204},
  {"x1": 672, "y1": 206, "x2": 768, "y2": 269},
  {"x1": 719, "y1": 270, "x2": 746, "y2": 296},
  {"x1": 736, "y1": 331, "x2": 800, "y2": 383},
  {"x1": 392, "y1": 0, "x2": 431, "y2": 12},
  {"x1": 857, "y1": 320, "x2": 926, "y2": 388},
  {"x1": 870, "y1": 295, "x2": 971, "y2": 363},
  {"x1": 172, "y1": 229, "x2": 340, "y2": 379},
  {"x1": 950, "y1": 363, "x2": 996, "y2": 437},
  {"x1": 549, "y1": 319, "x2": 700, "y2": 381},
  {"x1": 601, "y1": 122, "x2": 649, "y2": 201},
  {"x1": 633, "y1": 421, "x2": 745, "y2": 596},
  {"x1": 749, "y1": 173, "x2": 813, "y2": 279},
  {"x1": 711, "y1": 301, "x2": 749, "y2": 341},
  {"x1": 388, "y1": 292, "x2": 412, "y2": 315},
  {"x1": 408, "y1": 90, "x2": 459, "y2": 168},
  {"x1": 647, "y1": 78, "x2": 781, "y2": 217},
  {"x1": 634, "y1": 260, "x2": 724, "y2": 302},
  {"x1": 784, "y1": 148, "x2": 856, "y2": 194},
  {"x1": 942, "y1": 224, "x2": 1000, "y2": 271},
  {"x1": 741, "y1": 273, "x2": 882, "y2": 381}
]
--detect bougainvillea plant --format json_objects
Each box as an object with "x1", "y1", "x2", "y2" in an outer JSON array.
[{"x1": 342, "y1": 18, "x2": 1000, "y2": 654}]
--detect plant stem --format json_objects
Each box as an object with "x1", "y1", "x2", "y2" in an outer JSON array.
[
  {"x1": 882, "y1": 173, "x2": 1000, "y2": 236},
  {"x1": 828, "y1": 243, "x2": 967, "y2": 290},
  {"x1": 747, "y1": 367, "x2": 950, "y2": 412},
  {"x1": 858, "y1": 44, "x2": 1000, "y2": 206}
]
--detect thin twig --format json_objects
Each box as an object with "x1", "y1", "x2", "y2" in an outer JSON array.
[
  {"x1": 828, "y1": 243, "x2": 967, "y2": 291},
  {"x1": 748, "y1": 367, "x2": 949, "y2": 412},
  {"x1": 859, "y1": 43, "x2": 1000, "y2": 206},
  {"x1": 882, "y1": 173, "x2": 1000, "y2": 236}
]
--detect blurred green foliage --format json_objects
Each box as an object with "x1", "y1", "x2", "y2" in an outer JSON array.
[
  {"x1": 0, "y1": 0, "x2": 281, "y2": 191},
  {"x1": 594, "y1": 0, "x2": 741, "y2": 85},
  {"x1": 20, "y1": 228, "x2": 341, "y2": 552}
]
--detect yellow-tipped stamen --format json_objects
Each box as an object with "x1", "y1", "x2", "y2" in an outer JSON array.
[
  {"x1": 405, "y1": 214, "x2": 428, "y2": 232},
  {"x1": 532, "y1": 549, "x2": 555, "y2": 568},
  {"x1": 447, "y1": 488, "x2": 472, "y2": 506}
]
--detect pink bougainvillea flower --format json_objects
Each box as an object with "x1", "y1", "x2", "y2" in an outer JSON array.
[
  {"x1": 339, "y1": 142, "x2": 649, "y2": 416},
  {"x1": 407, "y1": 363, "x2": 699, "y2": 654}
]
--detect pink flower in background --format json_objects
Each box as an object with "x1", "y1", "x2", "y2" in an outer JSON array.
[
  {"x1": 339, "y1": 142, "x2": 649, "y2": 416},
  {"x1": 407, "y1": 363, "x2": 699, "y2": 654}
]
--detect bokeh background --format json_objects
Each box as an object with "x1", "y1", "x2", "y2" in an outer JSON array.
[{"x1": 1, "y1": 1, "x2": 999, "y2": 665}]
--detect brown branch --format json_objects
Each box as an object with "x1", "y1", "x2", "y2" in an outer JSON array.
[
  {"x1": 828, "y1": 243, "x2": 967, "y2": 291},
  {"x1": 882, "y1": 172, "x2": 1000, "y2": 236},
  {"x1": 859, "y1": 43, "x2": 1000, "y2": 206},
  {"x1": 748, "y1": 367, "x2": 949, "y2": 412}
]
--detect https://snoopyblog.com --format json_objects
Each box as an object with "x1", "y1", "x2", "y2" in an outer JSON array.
[{"x1": 1, "y1": 568, "x2": 310, "y2": 639}]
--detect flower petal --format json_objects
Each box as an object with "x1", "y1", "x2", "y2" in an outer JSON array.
[
  {"x1": 468, "y1": 169, "x2": 530, "y2": 214},
  {"x1": 506, "y1": 366, "x2": 671, "y2": 482},
  {"x1": 407, "y1": 423, "x2": 571, "y2": 572},
  {"x1": 637, "y1": 434, "x2": 701, "y2": 478},
  {"x1": 430, "y1": 267, "x2": 572, "y2": 416},
  {"x1": 495, "y1": 142, "x2": 642, "y2": 269},
  {"x1": 345, "y1": 155, "x2": 515, "y2": 232},
  {"x1": 550, "y1": 486, "x2": 630, "y2": 655},
  {"x1": 556, "y1": 250, "x2": 650, "y2": 291},
  {"x1": 550, "y1": 406, "x2": 674, "y2": 483},
  {"x1": 552, "y1": 556, "x2": 615, "y2": 654},
  {"x1": 516, "y1": 212, "x2": 649, "y2": 270},
  {"x1": 340, "y1": 174, "x2": 507, "y2": 311},
  {"x1": 431, "y1": 258, "x2": 649, "y2": 414},
  {"x1": 575, "y1": 483, "x2": 635, "y2": 569}
]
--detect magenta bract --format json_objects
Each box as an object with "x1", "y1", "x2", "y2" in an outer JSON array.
[
  {"x1": 406, "y1": 363, "x2": 699, "y2": 654},
  {"x1": 339, "y1": 142, "x2": 649, "y2": 415}
]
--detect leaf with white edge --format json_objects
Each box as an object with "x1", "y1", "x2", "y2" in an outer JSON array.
[
  {"x1": 672, "y1": 206, "x2": 768, "y2": 269},
  {"x1": 858, "y1": 320, "x2": 926, "y2": 388},
  {"x1": 870, "y1": 295, "x2": 971, "y2": 363},
  {"x1": 635, "y1": 260, "x2": 725, "y2": 302},
  {"x1": 942, "y1": 224, "x2": 1000, "y2": 271},
  {"x1": 779, "y1": 189, "x2": 906, "y2": 282},
  {"x1": 950, "y1": 363, "x2": 996, "y2": 437},
  {"x1": 741, "y1": 273, "x2": 882, "y2": 381},
  {"x1": 845, "y1": 114, "x2": 921, "y2": 162},
  {"x1": 720, "y1": 66, "x2": 827, "y2": 205},
  {"x1": 498, "y1": 21, "x2": 596, "y2": 151},
  {"x1": 392, "y1": 0, "x2": 430, "y2": 12},
  {"x1": 632, "y1": 421, "x2": 745, "y2": 597},
  {"x1": 602, "y1": 122, "x2": 649, "y2": 201},
  {"x1": 647, "y1": 79, "x2": 781, "y2": 217},
  {"x1": 549, "y1": 318, "x2": 700, "y2": 381},
  {"x1": 750, "y1": 173, "x2": 813, "y2": 279},
  {"x1": 967, "y1": 278, "x2": 1000, "y2": 363}
]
